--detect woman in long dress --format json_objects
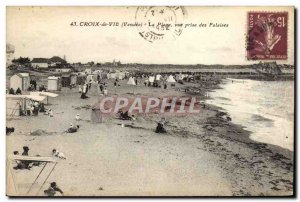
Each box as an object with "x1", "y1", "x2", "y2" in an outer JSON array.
[{"x1": 80, "y1": 84, "x2": 88, "y2": 99}]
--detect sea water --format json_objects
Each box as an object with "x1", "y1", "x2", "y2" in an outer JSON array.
[{"x1": 206, "y1": 79, "x2": 294, "y2": 151}]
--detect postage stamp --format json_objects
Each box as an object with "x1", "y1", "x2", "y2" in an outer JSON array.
[
  {"x1": 135, "y1": 6, "x2": 187, "y2": 43},
  {"x1": 247, "y1": 12, "x2": 288, "y2": 60}
]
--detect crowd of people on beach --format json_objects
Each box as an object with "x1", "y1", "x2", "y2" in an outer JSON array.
[{"x1": 7, "y1": 70, "x2": 206, "y2": 196}]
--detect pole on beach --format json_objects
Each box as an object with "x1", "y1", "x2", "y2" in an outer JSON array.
[
  {"x1": 27, "y1": 162, "x2": 48, "y2": 195},
  {"x1": 36, "y1": 162, "x2": 57, "y2": 196}
]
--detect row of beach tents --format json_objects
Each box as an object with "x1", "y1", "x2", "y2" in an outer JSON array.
[
  {"x1": 83, "y1": 69, "x2": 129, "y2": 80},
  {"x1": 126, "y1": 75, "x2": 177, "y2": 85},
  {"x1": 9, "y1": 71, "x2": 188, "y2": 92}
]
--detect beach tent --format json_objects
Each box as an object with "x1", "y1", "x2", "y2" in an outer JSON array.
[
  {"x1": 92, "y1": 70, "x2": 102, "y2": 75},
  {"x1": 176, "y1": 73, "x2": 184, "y2": 81},
  {"x1": 118, "y1": 72, "x2": 126, "y2": 80},
  {"x1": 10, "y1": 73, "x2": 30, "y2": 91},
  {"x1": 127, "y1": 77, "x2": 136, "y2": 85},
  {"x1": 6, "y1": 94, "x2": 46, "y2": 117},
  {"x1": 107, "y1": 73, "x2": 117, "y2": 79},
  {"x1": 30, "y1": 92, "x2": 58, "y2": 104},
  {"x1": 155, "y1": 74, "x2": 162, "y2": 81},
  {"x1": 47, "y1": 76, "x2": 61, "y2": 91},
  {"x1": 148, "y1": 76, "x2": 155, "y2": 83},
  {"x1": 166, "y1": 75, "x2": 176, "y2": 83},
  {"x1": 86, "y1": 74, "x2": 95, "y2": 82},
  {"x1": 114, "y1": 70, "x2": 120, "y2": 79}
]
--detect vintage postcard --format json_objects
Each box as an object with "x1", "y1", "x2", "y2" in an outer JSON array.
[{"x1": 6, "y1": 6, "x2": 294, "y2": 197}]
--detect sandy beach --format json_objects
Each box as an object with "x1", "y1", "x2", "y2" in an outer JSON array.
[{"x1": 6, "y1": 77, "x2": 294, "y2": 196}]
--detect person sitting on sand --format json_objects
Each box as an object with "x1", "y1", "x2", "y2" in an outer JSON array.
[
  {"x1": 68, "y1": 123, "x2": 74, "y2": 130},
  {"x1": 118, "y1": 111, "x2": 132, "y2": 120},
  {"x1": 44, "y1": 182, "x2": 63, "y2": 196},
  {"x1": 44, "y1": 109, "x2": 49, "y2": 115},
  {"x1": 52, "y1": 149, "x2": 66, "y2": 160},
  {"x1": 14, "y1": 146, "x2": 32, "y2": 170},
  {"x1": 9, "y1": 88, "x2": 15, "y2": 95},
  {"x1": 39, "y1": 103, "x2": 46, "y2": 112},
  {"x1": 49, "y1": 109, "x2": 54, "y2": 117},
  {"x1": 155, "y1": 122, "x2": 167, "y2": 133},
  {"x1": 39, "y1": 85, "x2": 46, "y2": 92},
  {"x1": 16, "y1": 88, "x2": 22, "y2": 95},
  {"x1": 66, "y1": 123, "x2": 80, "y2": 133},
  {"x1": 75, "y1": 114, "x2": 81, "y2": 121},
  {"x1": 6, "y1": 127, "x2": 15, "y2": 135}
]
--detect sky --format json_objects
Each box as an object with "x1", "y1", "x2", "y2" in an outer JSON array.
[{"x1": 6, "y1": 6, "x2": 294, "y2": 65}]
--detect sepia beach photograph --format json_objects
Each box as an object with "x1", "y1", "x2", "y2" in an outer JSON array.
[{"x1": 5, "y1": 6, "x2": 295, "y2": 197}]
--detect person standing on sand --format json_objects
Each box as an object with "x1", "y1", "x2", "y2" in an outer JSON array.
[
  {"x1": 83, "y1": 83, "x2": 86, "y2": 92},
  {"x1": 82, "y1": 83, "x2": 88, "y2": 94},
  {"x1": 26, "y1": 104, "x2": 33, "y2": 116},
  {"x1": 81, "y1": 84, "x2": 88, "y2": 99},
  {"x1": 104, "y1": 88, "x2": 108, "y2": 96},
  {"x1": 97, "y1": 74, "x2": 100, "y2": 83},
  {"x1": 88, "y1": 80, "x2": 92, "y2": 90},
  {"x1": 33, "y1": 102, "x2": 39, "y2": 116},
  {"x1": 164, "y1": 83, "x2": 167, "y2": 89}
]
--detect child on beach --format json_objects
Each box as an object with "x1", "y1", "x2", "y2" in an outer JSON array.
[
  {"x1": 104, "y1": 88, "x2": 108, "y2": 96},
  {"x1": 49, "y1": 109, "x2": 53, "y2": 117},
  {"x1": 75, "y1": 114, "x2": 81, "y2": 121}
]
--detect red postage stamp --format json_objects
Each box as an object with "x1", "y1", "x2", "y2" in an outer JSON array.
[{"x1": 247, "y1": 12, "x2": 288, "y2": 60}]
